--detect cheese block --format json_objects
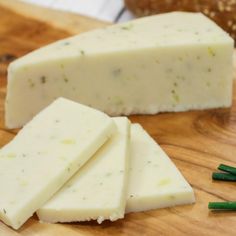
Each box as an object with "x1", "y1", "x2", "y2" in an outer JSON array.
[
  {"x1": 37, "y1": 117, "x2": 130, "y2": 224},
  {"x1": 5, "y1": 12, "x2": 234, "y2": 128},
  {"x1": 126, "y1": 124, "x2": 195, "y2": 213},
  {"x1": 0, "y1": 97, "x2": 116, "y2": 229}
]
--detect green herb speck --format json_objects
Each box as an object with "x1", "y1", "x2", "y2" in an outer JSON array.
[
  {"x1": 174, "y1": 94, "x2": 180, "y2": 103},
  {"x1": 63, "y1": 75, "x2": 69, "y2": 83},
  {"x1": 158, "y1": 178, "x2": 171, "y2": 186},
  {"x1": 166, "y1": 68, "x2": 173, "y2": 73},
  {"x1": 121, "y1": 24, "x2": 133, "y2": 30},
  {"x1": 40, "y1": 76, "x2": 46, "y2": 84},
  {"x1": 62, "y1": 139, "x2": 76, "y2": 144},
  {"x1": 113, "y1": 96, "x2": 124, "y2": 106},
  {"x1": 177, "y1": 75, "x2": 186, "y2": 81},
  {"x1": 171, "y1": 90, "x2": 180, "y2": 103},
  {"x1": 208, "y1": 68, "x2": 212, "y2": 72},
  {"x1": 80, "y1": 50, "x2": 85, "y2": 55},
  {"x1": 28, "y1": 79, "x2": 35, "y2": 88},
  {"x1": 105, "y1": 172, "x2": 112, "y2": 177},
  {"x1": 7, "y1": 153, "x2": 16, "y2": 158},
  {"x1": 63, "y1": 41, "x2": 70, "y2": 46},
  {"x1": 112, "y1": 68, "x2": 122, "y2": 77},
  {"x1": 3, "y1": 209, "x2": 6, "y2": 214},
  {"x1": 208, "y1": 47, "x2": 216, "y2": 57}
]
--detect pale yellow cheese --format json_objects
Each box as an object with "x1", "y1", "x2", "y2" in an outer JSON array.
[
  {"x1": 126, "y1": 124, "x2": 195, "y2": 213},
  {"x1": 6, "y1": 12, "x2": 234, "y2": 128},
  {"x1": 0, "y1": 98, "x2": 116, "y2": 229},
  {"x1": 37, "y1": 117, "x2": 130, "y2": 224}
]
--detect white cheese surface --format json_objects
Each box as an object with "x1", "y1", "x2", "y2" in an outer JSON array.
[
  {"x1": 37, "y1": 117, "x2": 130, "y2": 224},
  {"x1": 126, "y1": 124, "x2": 195, "y2": 213},
  {"x1": 0, "y1": 98, "x2": 115, "y2": 229},
  {"x1": 6, "y1": 12, "x2": 234, "y2": 128}
]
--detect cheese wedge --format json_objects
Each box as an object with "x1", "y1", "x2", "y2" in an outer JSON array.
[
  {"x1": 0, "y1": 98, "x2": 115, "y2": 229},
  {"x1": 37, "y1": 117, "x2": 130, "y2": 224},
  {"x1": 126, "y1": 124, "x2": 195, "y2": 213},
  {"x1": 5, "y1": 12, "x2": 234, "y2": 128}
]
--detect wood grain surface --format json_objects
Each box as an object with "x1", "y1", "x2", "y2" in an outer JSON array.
[{"x1": 1, "y1": 1, "x2": 236, "y2": 235}]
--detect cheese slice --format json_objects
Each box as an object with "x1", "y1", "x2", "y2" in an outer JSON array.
[
  {"x1": 126, "y1": 124, "x2": 195, "y2": 213},
  {"x1": 37, "y1": 117, "x2": 130, "y2": 224},
  {"x1": 5, "y1": 12, "x2": 234, "y2": 128},
  {"x1": 0, "y1": 97, "x2": 115, "y2": 229}
]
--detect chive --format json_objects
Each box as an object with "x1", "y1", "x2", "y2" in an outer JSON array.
[
  {"x1": 212, "y1": 172, "x2": 236, "y2": 181},
  {"x1": 218, "y1": 164, "x2": 236, "y2": 176},
  {"x1": 208, "y1": 202, "x2": 236, "y2": 210}
]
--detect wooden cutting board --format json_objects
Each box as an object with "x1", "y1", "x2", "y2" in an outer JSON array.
[{"x1": 1, "y1": 1, "x2": 236, "y2": 235}]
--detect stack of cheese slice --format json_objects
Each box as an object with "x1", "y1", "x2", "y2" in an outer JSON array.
[
  {"x1": 0, "y1": 98, "x2": 195, "y2": 230},
  {"x1": 5, "y1": 12, "x2": 234, "y2": 129}
]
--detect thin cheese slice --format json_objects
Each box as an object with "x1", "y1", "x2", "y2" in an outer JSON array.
[
  {"x1": 5, "y1": 12, "x2": 234, "y2": 128},
  {"x1": 37, "y1": 117, "x2": 130, "y2": 224},
  {"x1": 0, "y1": 98, "x2": 116, "y2": 229},
  {"x1": 126, "y1": 124, "x2": 195, "y2": 213}
]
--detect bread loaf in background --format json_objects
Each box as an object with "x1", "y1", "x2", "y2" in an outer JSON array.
[{"x1": 125, "y1": 0, "x2": 236, "y2": 43}]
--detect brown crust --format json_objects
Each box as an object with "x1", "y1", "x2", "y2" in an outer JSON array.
[{"x1": 125, "y1": 0, "x2": 236, "y2": 42}]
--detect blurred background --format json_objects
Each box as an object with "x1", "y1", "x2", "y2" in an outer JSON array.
[
  {"x1": 21, "y1": 0, "x2": 236, "y2": 41},
  {"x1": 21, "y1": 0, "x2": 134, "y2": 23}
]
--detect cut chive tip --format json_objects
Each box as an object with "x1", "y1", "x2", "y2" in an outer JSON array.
[
  {"x1": 212, "y1": 172, "x2": 236, "y2": 181},
  {"x1": 218, "y1": 164, "x2": 236, "y2": 176},
  {"x1": 208, "y1": 201, "x2": 236, "y2": 210}
]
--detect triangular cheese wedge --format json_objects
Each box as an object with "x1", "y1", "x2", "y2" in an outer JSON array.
[
  {"x1": 126, "y1": 124, "x2": 195, "y2": 213},
  {"x1": 6, "y1": 12, "x2": 233, "y2": 128}
]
